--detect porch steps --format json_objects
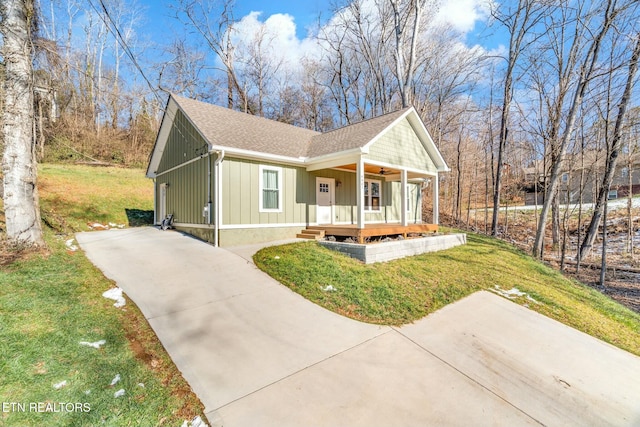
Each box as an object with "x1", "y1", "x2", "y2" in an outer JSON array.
[{"x1": 296, "y1": 228, "x2": 325, "y2": 240}]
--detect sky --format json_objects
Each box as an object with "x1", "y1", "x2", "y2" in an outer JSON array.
[{"x1": 140, "y1": 0, "x2": 496, "y2": 49}]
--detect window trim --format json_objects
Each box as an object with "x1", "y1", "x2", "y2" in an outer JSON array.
[
  {"x1": 259, "y1": 165, "x2": 283, "y2": 213},
  {"x1": 364, "y1": 178, "x2": 382, "y2": 212}
]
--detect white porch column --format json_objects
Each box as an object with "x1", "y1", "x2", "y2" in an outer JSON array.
[
  {"x1": 401, "y1": 169, "x2": 408, "y2": 226},
  {"x1": 356, "y1": 159, "x2": 365, "y2": 228},
  {"x1": 432, "y1": 174, "x2": 439, "y2": 225}
]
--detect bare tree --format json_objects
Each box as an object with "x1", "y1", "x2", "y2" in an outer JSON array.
[
  {"x1": 532, "y1": 0, "x2": 623, "y2": 259},
  {"x1": 389, "y1": 0, "x2": 430, "y2": 108},
  {"x1": 578, "y1": 30, "x2": 640, "y2": 263},
  {"x1": 490, "y1": 0, "x2": 547, "y2": 237},
  {"x1": 1, "y1": 0, "x2": 45, "y2": 246}
]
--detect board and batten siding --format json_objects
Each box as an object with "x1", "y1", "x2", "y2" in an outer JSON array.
[
  {"x1": 157, "y1": 110, "x2": 209, "y2": 174},
  {"x1": 222, "y1": 158, "x2": 311, "y2": 225},
  {"x1": 365, "y1": 118, "x2": 437, "y2": 173},
  {"x1": 156, "y1": 155, "x2": 214, "y2": 225}
]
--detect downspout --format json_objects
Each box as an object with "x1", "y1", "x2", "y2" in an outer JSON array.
[
  {"x1": 213, "y1": 150, "x2": 225, "y2": 247},
  {"x1": 207, "y1": 153, "x2": 212, "y2": 226}
]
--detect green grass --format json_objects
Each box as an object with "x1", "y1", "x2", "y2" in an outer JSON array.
[
  {"x1": 254, "y1": 234, "x2": 640, "y2": 356},
  {"x1": 1, "y1": 164, "x2": 203, "y2": 426},
  {"x1": 39, "y1": 164, "x2": 154, "y2": 232}
]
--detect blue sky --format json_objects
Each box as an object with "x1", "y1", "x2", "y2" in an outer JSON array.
[
  {"x1": 142, "y1": 0, "x2": 333, "y2": 41},
  {"x1": 139, "y1": 0, "x2": 496, "y2": 49}
]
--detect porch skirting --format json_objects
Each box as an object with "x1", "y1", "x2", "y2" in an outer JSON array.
[{"x1": 319, "y1": 233, "x2": 466, "y2": 264}]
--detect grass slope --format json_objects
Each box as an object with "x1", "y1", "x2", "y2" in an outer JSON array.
[
  {"x1": 254, "y1": 235, "x2": 640, "y2": 356},
  {"x1": 1, "y1": 164, "x2": 203, "y2": 426}
]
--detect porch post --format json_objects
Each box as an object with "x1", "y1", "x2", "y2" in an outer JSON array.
[
  {"x1": 356, "y1": 159, "x2": 365, "y2": 229},
  {"x1": 401, "y1": 169, "x2": 408, "y2": 226},
  {"x1": 432, "y1": 174, "x2": 439, "y2": 225}
]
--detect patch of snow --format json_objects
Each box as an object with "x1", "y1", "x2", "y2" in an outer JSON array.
[
  {"x1": 182, "y1": 416, "x2": 209, "y2": 427},
  {"x1": 490, "y1": 286, "x2": 540, "y2": 304},
  {"x1": 110, "y1": 374, "x2": 121, "y2": 386},
  {"x1": 114, "y1": 389, "x2": 125, "y2": 398},
  {"x1": 274, "y1": 256, "x2": 280, "y2": 259},
  {"x1": 137, "y1": 383, "x2": 145, "y2": 388},
  {"x1": 102, "y1": 287, "x2": 126, "y2": 308},
  {"x1": 322, "y1": 285, "x2": 337, "y2": 292},
  {"x1": 65, "y1": 239, "x2": 78, "y2": 251},
  {"x1": 85, "y1": 390, "x2": 91, "y2": 395},
  {"x1": 79, "y1": 340, "x2": 106, "y2": 349},
  {"x1": 53, "y1": 380, "x2": 67, "y2": 390}
]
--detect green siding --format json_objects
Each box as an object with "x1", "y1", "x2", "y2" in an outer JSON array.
[
  {"x1": 156, "y1": 155, "x2": 214, "y2": 225},
  {"x1": 219, "y1": 157, "x2": 422, "y2": 227},
  {"x1": 222, "y1": 158, "x2": 310, "y2": 225},
  {"x1": 365, "y1": 118, "x2": 437, "y2": 173},
  {"x1": 157, "y1": 110, "x2": 209, "y2": 173}
]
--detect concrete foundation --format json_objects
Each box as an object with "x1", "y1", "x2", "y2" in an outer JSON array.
[{"x1": 319, "y1": 233, "x2": 466, "y2": 263}]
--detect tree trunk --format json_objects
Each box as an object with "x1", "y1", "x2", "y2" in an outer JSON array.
[
  {"x1": 1, "y1": 0, "x2": 45, "y2": 246},
  {"x1": 532, "y1": 0, "x2": 616, "y2": 259},
  {"x1": 579, "y1": 31, "x2": 640, "y2": 262}
]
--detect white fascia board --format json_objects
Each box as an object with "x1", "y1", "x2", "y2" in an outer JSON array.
[
  {"x1": 207, "y1": 145, "x2": 305, "y2": 166},
  {"x1": 305, "y1": 150, "x2": 364, "y2": 172},
  {"x1": 146, "y1": 97, "x2": 178, "y2": 178}
]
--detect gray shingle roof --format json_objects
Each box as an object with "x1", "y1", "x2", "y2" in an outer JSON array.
[
  {"x1": 172, "y1": 94, "x2": 320, "y2": 159},
  {"x1": 172, "y1": 94, "x2": 411, "y2": 159},
  {"x1": 308, "y1": 107, "x2": 412, "y2": 158}
]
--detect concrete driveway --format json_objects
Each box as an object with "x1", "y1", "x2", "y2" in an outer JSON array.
[{"x1": 76, "y1": 227, "x2": 640, "y2": 427}]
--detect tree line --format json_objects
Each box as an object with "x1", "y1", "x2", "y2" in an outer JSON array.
[{"x1": 2, "y1": 0, "x2": 639, "y2": 279}]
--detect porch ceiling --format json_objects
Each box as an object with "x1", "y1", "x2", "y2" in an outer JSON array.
[{"x1": 336, "y1": 163, "x2": 431, "y2": 181}]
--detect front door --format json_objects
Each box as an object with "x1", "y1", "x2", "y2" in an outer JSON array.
[{"x1": 316, "y1": 177, "x2": 335, "y2": 224}]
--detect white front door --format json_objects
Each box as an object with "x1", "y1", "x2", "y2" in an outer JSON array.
[{"x1": 316, "y1": 177, "x2": 335, "y2": 224}]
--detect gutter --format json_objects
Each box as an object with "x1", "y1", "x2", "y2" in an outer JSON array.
[{"x1": 213, "y1": 150, "x2": 225, "y2": 247}]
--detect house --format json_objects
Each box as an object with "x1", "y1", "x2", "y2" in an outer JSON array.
[
  {"x1": 146, "y1": 94, "x2": 449, "y2": 246},
  {"x1": 522, "y1": 150, "x2": 640, "y2": 205}
]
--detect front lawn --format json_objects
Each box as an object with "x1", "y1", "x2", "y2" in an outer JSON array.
[
  {"x1": 0, "y1": 164, "x2": 204, "y2": 426},
  {"x1": 254, "y1": 234, "x2": 640, "y2": 356}
]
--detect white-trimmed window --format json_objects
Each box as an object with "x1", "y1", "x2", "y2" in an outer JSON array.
[
  {"x1": 259, "y1": 165, "x2": 282, "y2": 212},
  {"x1": 561, "y1": 172, "x2": 569, "y2": 183},
  {"x1": 364, "y1": 179, "x2": 381, "y2": 211},
  {"x1": 406, "y1": 184, "x2": 412, "y2": 213}
]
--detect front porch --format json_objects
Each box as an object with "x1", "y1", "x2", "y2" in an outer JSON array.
[{"x1": 302, "y1": 223, "x2": 438, "y2": 243}]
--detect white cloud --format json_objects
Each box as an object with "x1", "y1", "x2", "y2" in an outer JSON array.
[
  {"x1": 436, "y1": 0, "x2": 492, "y2": 33},
  {"x1": 232, "y1": 11, "x2": 319, "y2": 74}
]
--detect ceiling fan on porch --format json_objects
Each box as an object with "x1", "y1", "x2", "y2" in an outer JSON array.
[{"x1": 379, "y1": 167, "x2": 391, "y2": 175}]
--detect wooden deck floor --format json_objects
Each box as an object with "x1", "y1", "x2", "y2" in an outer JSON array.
[{"x1": 307, "y1": 223, "x2": 438, "y2": 243}]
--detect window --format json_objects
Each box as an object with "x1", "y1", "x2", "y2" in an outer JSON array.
[
  {"x1": 364, "y1": 179, "x2": 381, "y2": 211},
  {"x1": 259, "y1": 165, "x2": 282, "y2": 212},
  {"x1": 319, "y1": 183, "x2": 329, "y2": 193},
  {"x1": 608, "y1": 190, "x2": 618, "y2": 200},
  {"x1": 621, "y1": 167, "x2": 629, "y2": 178},
  {"x1": 561, "y1": 173, "x2": 569, "y2": 183},
  {"x1": 406, "y1": 184, "x2": 412, "y2": 213}
]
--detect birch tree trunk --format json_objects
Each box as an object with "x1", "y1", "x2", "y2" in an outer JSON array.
[{"x1": 1, "y1": 0, "x2": 45, "y2": 246}]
